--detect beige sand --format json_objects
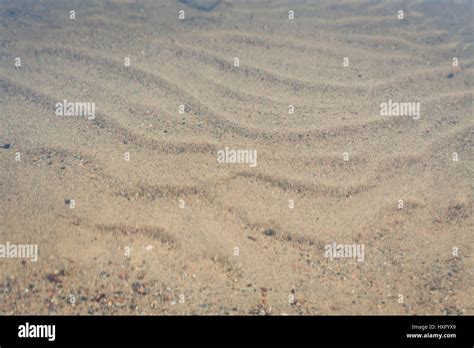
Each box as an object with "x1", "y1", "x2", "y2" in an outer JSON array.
[{"x1": 0, "y1": 0, "x2": 472, "y2": 315}]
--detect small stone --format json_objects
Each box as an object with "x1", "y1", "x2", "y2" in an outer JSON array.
[
  {"x1": 2, "y1": 143, "x2": 11, "y2": 149},
  {"x1": 132, "y1": 282, "x2": 148, "y2": 295},
  {"x1": 446, "y1": 72, "x2": 454, "y2": 79},
  {"x1": 46, "y1": 274, "x2": 62, "y2": 284},
  {"x1": 118, "y1": 271, "x2": 128, "y2": 281},
  {"x1": 263, "y1": 229, "x2": 276, "y2": 236}
]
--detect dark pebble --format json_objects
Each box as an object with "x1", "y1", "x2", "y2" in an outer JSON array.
[
  {"x1": 65, "y1": 199, "x2": 71, "y2": 204},
  {"x1": 447, "y1": 72, "x2": 454, "y2": 79},
  {"x1": 132, "y1": 282, "x2": 148, "y2": 295},
  {"x1": 46, "y1": 274, "x2": 62, "y2": 284},
  {"x1": 263, "y1": 229, "x2": 276, "y2": 236},
  {"x1": 2, "y1": 144, "x2": 11, "y2": 149}
]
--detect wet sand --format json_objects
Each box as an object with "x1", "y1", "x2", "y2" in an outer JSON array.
[{"x1": 0, "y1": 0, "x2": 473, "y2": 315}]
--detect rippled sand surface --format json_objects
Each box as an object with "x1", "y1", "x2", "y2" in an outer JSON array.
[{"x1": 0, "y1": 0, "x2": 472, "y2": 314}]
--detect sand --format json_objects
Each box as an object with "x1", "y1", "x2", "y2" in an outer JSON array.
[{"x1": 0, "y1": 0, "x2": 472, "y2": 315}]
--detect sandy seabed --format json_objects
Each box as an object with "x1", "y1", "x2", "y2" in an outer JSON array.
[{"x1": 0, "y1": 0, "x2": 473, "y2": 315}]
